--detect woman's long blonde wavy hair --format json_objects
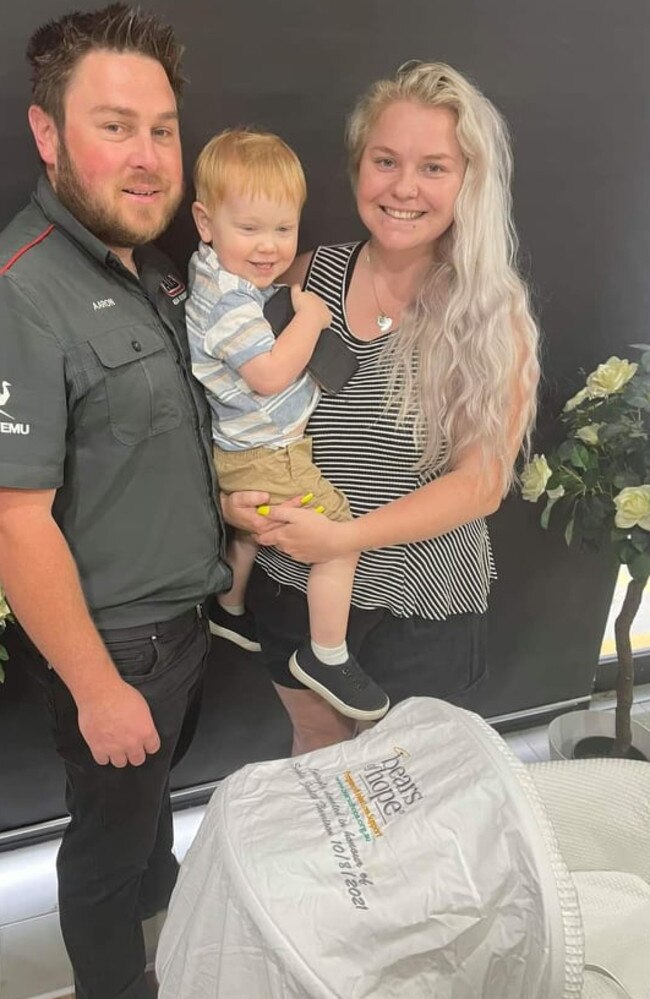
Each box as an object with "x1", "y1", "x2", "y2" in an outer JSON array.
[{"x1": 346, "y1": 61, "x2": 540, "y2": 492}]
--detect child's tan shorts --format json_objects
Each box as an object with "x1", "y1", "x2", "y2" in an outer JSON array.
[{"x1": 213, "y1": 436, "x2": 351, "y2": 522}]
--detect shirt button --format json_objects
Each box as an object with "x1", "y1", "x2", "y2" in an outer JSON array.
[{"x1": 132, "y1": 340, "x2": 142, "y2": 352}]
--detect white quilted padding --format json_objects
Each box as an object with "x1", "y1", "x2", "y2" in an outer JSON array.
[
  {"x1": 528, "y1": 759, "x2": 650, "y2": 880},
  {"x1": 581, "y1": 969, "x2": 631, "y2": 999},
  {"x1": 574, "y1": 870, "x2": 650, "y2": 999}
]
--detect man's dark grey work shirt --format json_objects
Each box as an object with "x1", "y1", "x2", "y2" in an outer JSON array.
[{"x1": 0, "y1": 176, "x2": 231, "y2": 628}]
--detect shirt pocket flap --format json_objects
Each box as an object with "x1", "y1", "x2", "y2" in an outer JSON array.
[{"x1": 89, "y1": 325, "x2": 165, "y2": 368}]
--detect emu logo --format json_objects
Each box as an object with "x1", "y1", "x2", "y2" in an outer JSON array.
[
  {"x1": 0, "y1": 380, "x2": 13, "y2": 420},
  {"x1": 0, "y1": 379, "x2": 30, "y2": 435},
  {"x1": 93, "y1": 298, "x2": 116, "y2": 311}
]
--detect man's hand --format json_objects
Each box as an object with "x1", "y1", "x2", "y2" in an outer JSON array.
[
  {"x1": 220, "y1": 490, "x2": 303, "y2": 536},
  {"x1": 76, "y1": 679, "x2": 161, "y2": 767},
  {"x1": 220, "y1": 490, "x2": 273, "y2": 533}
]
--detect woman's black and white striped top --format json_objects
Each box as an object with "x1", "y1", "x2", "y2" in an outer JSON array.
[{"x1": 256, "y1": 242, "x2": 496, "y2": 620}]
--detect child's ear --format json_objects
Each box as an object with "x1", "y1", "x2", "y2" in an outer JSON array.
[{"x1": 191, "y1": 201, "x2": 213, "y2": 244}]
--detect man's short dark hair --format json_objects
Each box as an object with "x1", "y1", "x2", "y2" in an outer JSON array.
[{"x1": 26, "y1": 3, "x2": 185, "y2": 126}]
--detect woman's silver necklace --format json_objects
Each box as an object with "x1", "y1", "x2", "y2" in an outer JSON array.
[{"x1": 365, "y1": 248, "x2": 394, "y2": 333}]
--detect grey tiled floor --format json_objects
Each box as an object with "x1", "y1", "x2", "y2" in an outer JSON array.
[{"x1": 502, "y1": 724, "x2": 552, "y2": 763}]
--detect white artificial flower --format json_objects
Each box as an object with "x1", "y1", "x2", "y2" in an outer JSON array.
[
  {"x1": 614, "y1": 485, "x2": 650, "y2": 530},
  {"x1": 563, "y1": 387, "x2": 589, "y2": 412},
  {"x1": 575, "y1": 424, "x2": 602, "y2": 446},
  {"x1": 521, "y1": 455, "x2": 552, "y2": 502},
  {"x1": 0, "y1": 587, "x2": 10, "y2": 624},
  {"x1": 586, "y1": 357, "x2": 638, "y2": 398}
]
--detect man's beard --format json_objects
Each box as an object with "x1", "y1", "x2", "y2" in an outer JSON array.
[{"x1": 55, "y1": 138, "x2": 183, "y2": 249}]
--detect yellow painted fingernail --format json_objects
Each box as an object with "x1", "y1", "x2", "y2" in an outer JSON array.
[
  {"x1": 300, "y1": 492, "x2": 314, "y2": 505},
  {"x1": 315, "y1": 505, "x2": 325, "y2": 514},
  {"x1": 257, "y1": 505, "x2": 270, "y2": 516}
]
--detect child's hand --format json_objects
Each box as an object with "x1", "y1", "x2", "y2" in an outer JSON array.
[{"x1": 290, "y1": 285, "x2": 332, "y2": 330}]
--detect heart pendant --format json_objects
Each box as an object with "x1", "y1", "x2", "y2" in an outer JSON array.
[{"x1": 376, "y1": 313, "x2": 393, "y2": 333}]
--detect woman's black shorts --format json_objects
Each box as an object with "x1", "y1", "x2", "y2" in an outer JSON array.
[{"x1": 247, "y1": 564, "x2": 488, "y2": 709}]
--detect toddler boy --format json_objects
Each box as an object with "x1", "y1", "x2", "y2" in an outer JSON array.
[{"x1": 187, "y1": 129, "x2": 389, "y2": 722}]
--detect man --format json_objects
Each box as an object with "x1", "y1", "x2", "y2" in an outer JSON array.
[{"x1": 0, "y1": 6, "x2": 230, "y2": 997}]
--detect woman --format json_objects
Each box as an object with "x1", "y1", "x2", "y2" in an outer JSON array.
[{"x1": 221, "y1": 61, "x2": 540, "y2": 754}]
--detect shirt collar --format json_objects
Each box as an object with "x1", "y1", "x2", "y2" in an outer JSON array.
[{"x1": 32, "y1": 174, "x2": 134, "y2": 277}]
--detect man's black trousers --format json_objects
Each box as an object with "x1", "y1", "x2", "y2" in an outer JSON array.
[{"x1": 25, "y1": 607, "x2": 211, "y2": 999}]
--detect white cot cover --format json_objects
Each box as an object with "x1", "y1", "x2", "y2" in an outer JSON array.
[{"x1": 157, "y1": 698, "x2": 583, "y2": 999}]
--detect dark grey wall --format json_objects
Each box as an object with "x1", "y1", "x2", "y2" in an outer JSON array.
[
  {"x1": 5, "y1": 0, "x2": 650, "y2": 379},
  {"x1": 1, "y1": 0, "x2": 647, "y2": 832}
]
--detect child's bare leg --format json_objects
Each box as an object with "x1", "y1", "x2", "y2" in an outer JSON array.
[
  {"x1": 307, "y1": 555, "x2": 357, "y2": 648},
  {"x1": 209, "y1": 530, "x2": 261, "y2": 651},
  {"x1": 218, "y1": 530, "x2": 258, "y2": 609}
]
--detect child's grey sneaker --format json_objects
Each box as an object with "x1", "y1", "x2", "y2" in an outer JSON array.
[
  {"x1": 208, "y1": 601, "x2": 261, "y2": 652},
  {"x1": 288, "y1": 643, "x2": 390, "y2": 721}
]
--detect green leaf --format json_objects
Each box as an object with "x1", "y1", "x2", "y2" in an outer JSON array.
[
  {"x1": 629, "y1": 527, "x2": 650, "y2": 553},
  {"x1": 624, "y1": 388, "x2": 650, "y2": 410},
  {"x1": 577, "y1": 447, "x2": 597, "y2": 471},
  {"x1": 557, "y1": 441, "x2": 576, "y2": 462},
  {"x1": 618, "y1": 541, "x2": 640, "y2": 564},
  {"x1": 540, "y1": 496, "x2": 558, "y2": 529},
  {"x1": 0, "y1": 662, "x2": 4, "y2": 683},
  {"x1": 591, "y1": 495, "x2": 612, "y2": 518},
  {"x1": 613, "y1": 470, "x2": 642, "y2": 489},
  {"x1": 629, "y1": 551, "x2": 650, "y2": 581},
  {"x1": 599, "y1": 423, "x2": 626, "y2": 443},
  {"x1": 556, "y1": 469, "x2": 581, "y2": 493},
  {"x1": 0, "y1": 645, "x2": 8, "y2": 661},
  {"x1": 569, "y1": 446, "x2": 587, "y2": 470},
  {"x1": 564, "y1": 517, "x2": 575, "y2": 546}
]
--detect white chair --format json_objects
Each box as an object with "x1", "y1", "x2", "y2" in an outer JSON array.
[{"x1": 156, "y1": 699, "x2": 650, "y2": 999}]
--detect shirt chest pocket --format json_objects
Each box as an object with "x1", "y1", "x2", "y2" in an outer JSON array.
[{"x1": 88, "y1": 325, "x2": 184, "y2": 445}]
